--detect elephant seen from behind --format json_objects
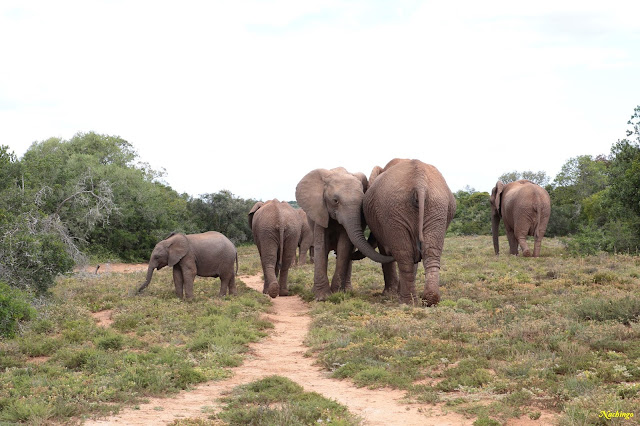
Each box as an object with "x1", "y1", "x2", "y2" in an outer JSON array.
[
  {"x1": 296, "y1": 167, "x2": 393, "y2": 301},
  {"x1": 364, "y1": 158, "x2": 456, "y2": 306},
  {"x1": 248, "y1": 199, "x2": 301, "y2": 298},
  {"x1": 490, "y1": 179, "x2": 551, "y2": 257},
  {"x1": 137, "y1": 231, "x2": 238, "y2": 299}
]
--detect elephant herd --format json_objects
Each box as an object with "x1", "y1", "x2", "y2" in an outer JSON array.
[{"x1": 137, "y1": 158, "x2": 551, "y2": 307}]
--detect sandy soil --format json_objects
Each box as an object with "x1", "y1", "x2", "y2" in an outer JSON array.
[{"x1": 83, "y1": 266, "x2": 556, "y2": 425}]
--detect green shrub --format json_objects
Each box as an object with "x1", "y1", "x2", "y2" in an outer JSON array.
[
  {"x1": 0, "y1": 281, "x2": 36, "y2": 338},
  {"x1": 573, "y1": 297, "x2": 640, "y2": 325},
  {"x1": 0, "y1": 217, "x2": 75, "y2": 293}
]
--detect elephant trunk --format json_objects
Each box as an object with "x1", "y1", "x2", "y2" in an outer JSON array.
[
  {"x1": 492, "y1": 212, "x2": 500, "y2": 255},
  {"x1": 138, "y1": 263, "x2": 156, "y2": 293},
  {"x1": 342, "y1": 215, "x2": 394, "y2": 264}
]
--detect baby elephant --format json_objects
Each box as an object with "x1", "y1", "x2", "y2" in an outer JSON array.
[{"x1": 137, "y1": 231, "x2": 238, "y2": 299}]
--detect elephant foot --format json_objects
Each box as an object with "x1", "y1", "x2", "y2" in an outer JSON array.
[
  {"x1": 522, "y1": 249, "x2": 532, "y2": 257},
  {"x1": 382, "y1": 287, "x2": 397, "y2": 296},
  {"x1": 398, "y1": 293, "x2": 418, "y2": 305},
  {"x1": 421, "y1": 291, "x2": 440, "y2": 307},
  {"x1": 268, "y1": 282, "x2": 279, "y2": 298},
  {"x1": 279, "y1": 288, "x2": 289, "y2": 296},
  {"x1": 314, "y1": 290, "x2": 332, "y2": 301}
]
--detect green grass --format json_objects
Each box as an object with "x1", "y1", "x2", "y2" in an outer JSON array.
[
  {"x1": 0, "y1": 261, "x2": 272, "y2": 424},
  {"x1": 297, "y1": 236, "x2": 640, "y2": 424},
  {"x1": 215, "y1": 376, "x2": 360, "y2": 425},
  {"x1": 2, "y1": 237, "x2": 640, "y2": 424}
]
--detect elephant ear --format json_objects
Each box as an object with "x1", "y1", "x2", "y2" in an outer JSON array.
[
  {"x1": 296, "y1": 169, "x2": 330, "y2": 228},
  {"x1": 248, "y1": 201, "x2": 264, "y2": 229},
  {"x1": 167, "y1": 233, "x2": 189, "y2": 267},
  {"x1": 491, "y1": 181, "x2": 505, "y2": 214},
  {"x1": 368, "y1": 165, "x2": 384, "y2": 186},
  {"x1": 352, "y1": 172, "x2": 368, "y2": 193}
]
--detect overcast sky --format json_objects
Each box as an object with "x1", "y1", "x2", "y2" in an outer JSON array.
[{"x1": 1, "y1": 1, "x2": 639, "y2": 201}]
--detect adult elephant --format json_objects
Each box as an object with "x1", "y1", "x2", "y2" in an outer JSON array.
[
  {"x1": 364, "y1": 158, "x2": 456, "y2": 306},
  {"x1": 248, "y1": 199, "x2": 301, "y2": 298},
  {"x1": 296, "y1": 167, "x2": 393, "y2": 301},
  {"x1": 490, "y1": 179, "x2": 551, "y2": 257},
  {"x1": 295, "y1": 208, "x2": 314, "y2": 265},
  {"x1": 137, "y1": 231, "x2": 238, "y2": 299}
]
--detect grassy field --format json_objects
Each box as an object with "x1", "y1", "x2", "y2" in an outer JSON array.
[
  {"x1": 288, "y1": 236, "x2": 640, "y2": 425},
  {"x1": 1, "y1": 237, "x2": 639, "y2": 425}
]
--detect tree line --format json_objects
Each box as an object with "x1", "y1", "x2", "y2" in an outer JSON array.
[
  {"x1": 1, "y1": 105, "x2": 639, "y2": 296},
  {"x1": 451, "y1": 105, "x2": 640, "y2": 257}
]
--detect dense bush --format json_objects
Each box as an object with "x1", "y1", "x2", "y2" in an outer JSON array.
[
  {"x1": 188, "y1": 190, "x2": 258, "y2": 245},
  {"x1": 449, "y1": 188, "x2": 491, "y2": 236},
  {"x1": 0, "y1": 281, "x2": 36, "y2": 338}
]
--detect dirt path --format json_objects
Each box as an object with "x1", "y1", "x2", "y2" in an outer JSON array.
[{"x1": 84, "y1": 268, "x2": 554, "y2": 425}]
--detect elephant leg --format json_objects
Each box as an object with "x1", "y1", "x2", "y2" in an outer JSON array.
[
  {"x1": 332, "y1": 231, "x2": 353, "y2": 292},
  {"x1": 278, "y1": 268, "x2": 290, "y2": 296},
  {"x1": 380, "y1": 246, "x2": 398, "y2": 295},
  {"x1": 261, "y1": 258, "x2": 279, "y2": 298},
  {"x1": 518, "y1": 235, "x2": 531, "y2": 257},
  {"x1": 397, "y1": 260, "x2": 419, "y2": 304},
  {"x1": 228, "y1": 275, "x2": 237, "y2": 295},
  {"x1": 343, "y1": 257, "x2": 353, "y2": 291},
  {"x1": 278, "y1": 241, "x2": 297, "y2": 296},
  {"x1": 420, "y1": 222, "x2": 447, "y2": 306},
  {"x1": 505, "y1": 225, "x2": 519, "y2": 255},
  {"x1": 182, "y1": 268, "x2": 196, "y2": 300},
  {"x1": 219, "y1": 271, "x2": 237, "y2": 296},
  {"x1": 422, "y1": 266, "x2": 441, "y2": 306},
  {"x1": 257, "y1": 239, "x2": 280, "y2": 298},
  {"x1": 382, "y1": 261, "x2": 399, "y2": 295},
  {"x1": 309, "y1": 246, "x2": 314, "y2": 264},
  {"x1": 312, "y1": 226, "x2": 331, "y2": 301},
  {"x1": 533, "y1": 237, "x2": 543, "y2": 257},
  {"x1": 173, "y1": 267, "x2": 184, "y2": 299}
]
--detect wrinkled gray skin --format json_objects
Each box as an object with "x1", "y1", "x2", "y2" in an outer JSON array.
[
  {"x1": 364, "y1": 159, "x2": 456, "y2": 306},
  {"x1": 491, "y1": 180, "x2": 551, "y2": 257},
  {"x1": 296, "y1": 167, "x2": 393, "y2": 301},
  {"x1": 138, "y1": 231, "x2": 238, "y2": 299},
  {"x1": 295, "y1": 208, "x2": 314, "y2": 265},
  {"x1": 248, "y1": 199, "x2": 301, "y2": 298}
]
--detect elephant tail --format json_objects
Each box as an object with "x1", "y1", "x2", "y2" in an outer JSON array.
[
  {"x1": 533, "y1": 202, "x2": 545, "y2": 239},
  {"x1": 414, "y1": 186, "x2": 426, "y2": 263},
  {"x1": 417, "y1": 186, "x2": 426, "y2": 244},
  {"x1": 277, "y1": 219, "x2": 285, "y2": 271},
  {"x1": 235, "y1": 252, "x2": 238, "y2": 275}
]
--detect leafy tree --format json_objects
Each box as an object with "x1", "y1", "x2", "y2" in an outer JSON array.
[
  {"x1": 546, "y1": 155, "x2": 609, "y2": 236},
  {"x1": 497, "y1": 170, "x2": 550, "y2": 186},
  {"x1": 449, "y1": 187, "x2": 491, "y2": 236},
  {"x1": 18, "y1": 132, "x2": 194, "y2": 262},
  {"x1": 608, "y1": 106, "x2": 640, "y2": 216},
  {"x1": 188, "y1": 190, "x2": 258, "y2": 245},
  {"x1": 553, "y1": 106, "x2": 640, "y2": 253}
]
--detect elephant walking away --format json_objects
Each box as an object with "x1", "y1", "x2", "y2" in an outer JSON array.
[
  {"x1": 248, "y1": 199, "x2": 301, "y2": 298},
  {"x1": 296, "y1": 167, "x2": 393, "y2": 301},
  {"x1": 295, "y1": 208, "x2": 314, "y2": 265},
  {"x1": 364, "y1": 159, "x2": 456, "y2": 306},
  {"x1": 491, "y1": 180, "x2": 551, "y2": 257},
  {"x1": 137, "y1": 231, "x2": 238, "y2": 299}
]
